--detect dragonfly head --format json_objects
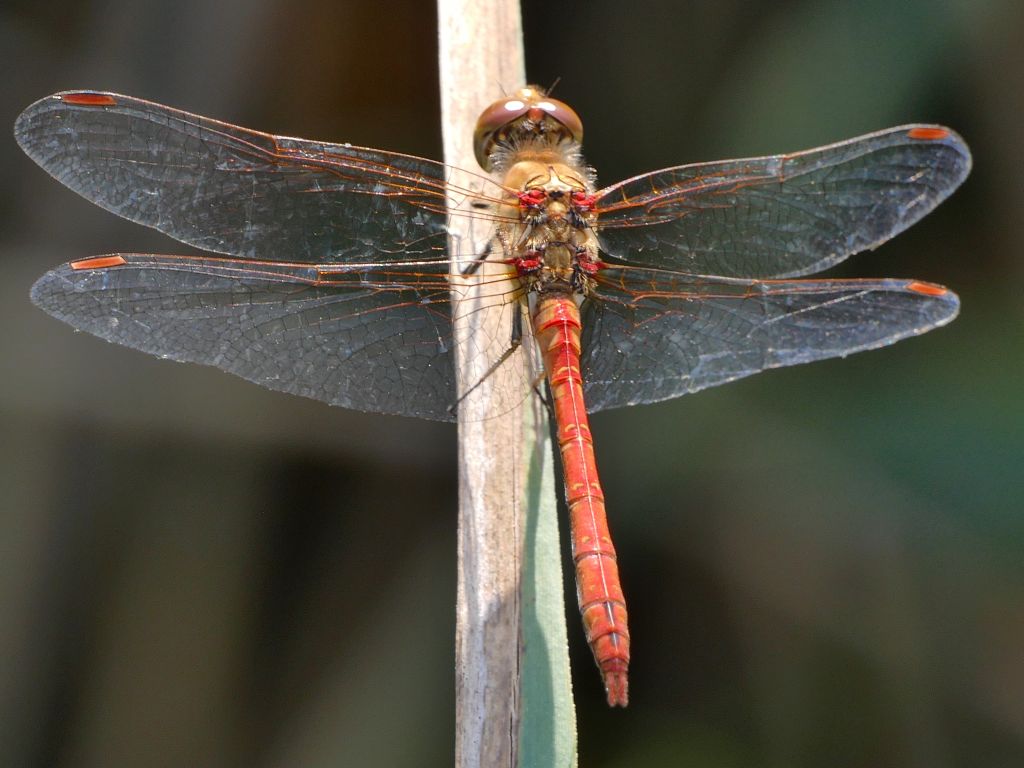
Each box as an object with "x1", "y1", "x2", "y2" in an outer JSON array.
[{"x1": 474, "y1": 86, "x2": 583, "y2": 172}]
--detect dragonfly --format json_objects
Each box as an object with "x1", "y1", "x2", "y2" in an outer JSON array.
[{"x1": 15, "y1": 87, "x2": 971, "y2": 707}]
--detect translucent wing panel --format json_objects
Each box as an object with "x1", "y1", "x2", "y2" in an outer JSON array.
[
  {"x1": 595, "y1": 126, "x2": 971, "y2": 278},
  {"x1": 580, "y1": 268, "x2": 959, "y2": 411},
  {"x1": 31, "y1": 255, "x2": 459, "y2": 420},
  {"x1": 14, "y1": 92, "x2": 494, "y2": 263}
]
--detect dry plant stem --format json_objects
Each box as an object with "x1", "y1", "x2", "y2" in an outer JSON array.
[{"x1": 438, "y1": 1, "x2": 528, "y2": 766}]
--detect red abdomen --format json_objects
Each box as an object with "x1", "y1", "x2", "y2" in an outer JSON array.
[{"x1": 532, "y1": 294, "x2": 630, "y2": 706}]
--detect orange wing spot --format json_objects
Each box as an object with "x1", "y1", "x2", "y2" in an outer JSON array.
[
  {"x1": 907, "y1": 127, "x2": 949, "y2": 141},
  {"x1": 907, "y1": 281, "x2": 947, "y2": 297},
  {"x1": 60, "y1": 92, "x2": 118, "y2": 107},
  {"x1": 70, "y1": 255, "x2": 128, "y2": 270}
]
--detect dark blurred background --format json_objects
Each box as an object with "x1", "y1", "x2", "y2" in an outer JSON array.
[{"x1": 2, "y1": 1, "x2": 1021, "y2": 766}]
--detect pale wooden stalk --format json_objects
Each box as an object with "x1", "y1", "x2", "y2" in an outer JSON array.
[{"x1": 438, "y1": 2, "x2": 576, "y2": 766}]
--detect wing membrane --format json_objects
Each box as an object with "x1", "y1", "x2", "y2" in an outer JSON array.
[
  {"x1": 30, "y1": 254, "x2": 460, "y2": 420},
  {"x1": 15, "y1": 91, "x2": 505, "y2": 263},
  {"x1": 595, "y1": 125, "x2": 971, "y2": 278},
  {"x1": 581, "y1": 266, "x2": 959, "y2": 411}
]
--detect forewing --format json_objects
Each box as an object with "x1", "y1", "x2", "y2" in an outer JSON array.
[
  {"x1": 581, "y1": 267, "x2": 959, "y2": 412},
  {"x1": 595, "y1": 126, "x2": 971, "y2": 278},
  {"x1": 31, "y1": 254, "x2": 458, "y2": 420},
  {"x1": 15, "y1": 91, "x2": 502, "y2": 263}
]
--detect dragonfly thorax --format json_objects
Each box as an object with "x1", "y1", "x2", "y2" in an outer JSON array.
[{"x1": 498, "y1": 159, "x2": 601, "y2": 297}]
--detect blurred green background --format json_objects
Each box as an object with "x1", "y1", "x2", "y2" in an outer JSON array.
[{"x1": 1, "y1": 0, "x2": 1021, "y2": 766}]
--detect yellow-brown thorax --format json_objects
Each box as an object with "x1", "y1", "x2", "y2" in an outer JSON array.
[{"x1": 497, "y1": 156, "x2": 600, "y2": 298}]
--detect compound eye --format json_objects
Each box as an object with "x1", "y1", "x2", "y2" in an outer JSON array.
[
  {"x1": 474, "y1": 97, "x2": 532, "y2": 170},
  {"x1": 528, "y1": 97, "x2": 583, "y2": 145},
  {"x1": 473, "y1": 87, "x2": 585, "y2": 171},
  {"x1": 476, "y1": 97, "x2": 532, "y2": 138}
]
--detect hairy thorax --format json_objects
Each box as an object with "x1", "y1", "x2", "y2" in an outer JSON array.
[{"x1": 496, "y1": 155, "x2": 602, "y2": 299}]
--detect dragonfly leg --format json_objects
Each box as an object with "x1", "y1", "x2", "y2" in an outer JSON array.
[
  {"x1": 445, "y1": 325, "x2": 522, "y2": 417},
  {"x1": 459, "y1": 239, "x2": 493, "y2": 276},
  {"x1": 533, "y1": 376, "x2": 552, "y2": 413},
  {"x1": 509, "y1": 302, "x2": 552, "y2": 410}
]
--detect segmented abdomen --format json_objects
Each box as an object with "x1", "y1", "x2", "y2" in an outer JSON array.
[{"x1": 532, "y1": 294, "x2": 630, "y2": 706}]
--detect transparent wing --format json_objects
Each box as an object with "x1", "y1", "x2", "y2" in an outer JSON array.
[
  {"x1": 30, "y1": 253, "x2": 462, "y2": 420},
  {"x1": 15, "y1": 91, "x2": 507, "y2": 264},
  {"x1": 594, "y1": 125, "x2": 971, "y2": 278},
  {"x1": 581, "y1": 265, "x2": 959, "y2": 411}
]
